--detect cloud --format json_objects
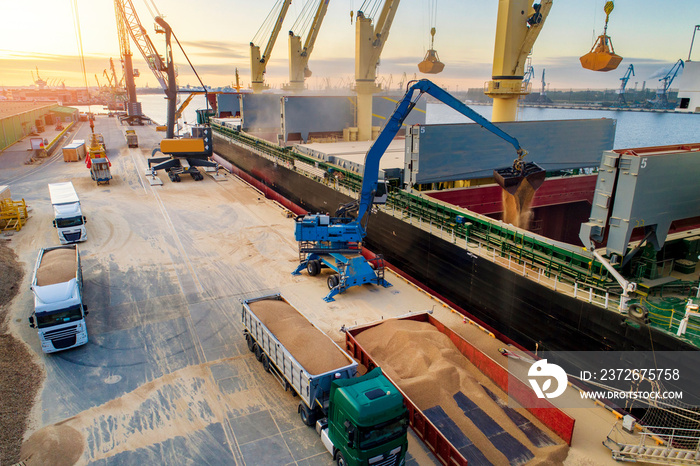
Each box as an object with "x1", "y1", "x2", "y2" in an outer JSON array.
[{"x1": 178, "y1": 40, "x2": 248, "y2": 59}]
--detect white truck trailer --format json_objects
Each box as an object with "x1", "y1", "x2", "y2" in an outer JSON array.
[
  {"x1": 28, "y1": 245, "x2": 89, "y2": 353},
  {"x1": 48, "y1": 182, "x2": 87, "y2": 244}
]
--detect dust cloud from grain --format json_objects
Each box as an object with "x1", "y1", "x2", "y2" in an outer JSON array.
[{"x1": 501, "y1": 180, "x2": 536, "y2": 230}]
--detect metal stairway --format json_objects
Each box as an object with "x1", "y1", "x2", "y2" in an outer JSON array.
[{"x1": 605, "y1": 422, "x2": 700, "y2": 464}]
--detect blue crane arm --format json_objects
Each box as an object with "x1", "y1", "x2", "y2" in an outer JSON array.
[{"x1": 355, "y1": 79, "x2": 525, "y2": 223}]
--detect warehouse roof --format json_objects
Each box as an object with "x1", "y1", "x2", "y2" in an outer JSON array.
[
  {"x1": 49, "y1": 106, "x2": 78, "y2": 116},
  {"x1": 0, "y1": 101, "x2": 56, "y2": 119}
]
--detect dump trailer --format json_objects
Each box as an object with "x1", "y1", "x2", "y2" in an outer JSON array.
[
  {"x1": 242, "y1": 294, "x2": 409, "y2": 466},
  {"x1": 28, "y1": 245, "x2": 89, "y2": 353},
  {"x1": 346, "y1": 313, "x2": 576, "y2": 466},
  {"x1": 48, "y1": 182, "x2": 87, "y2": 243}
]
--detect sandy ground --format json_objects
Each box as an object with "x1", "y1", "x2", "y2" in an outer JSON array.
[{"x1": 0, "y1": 116, "x2": 622, "y2": 465}]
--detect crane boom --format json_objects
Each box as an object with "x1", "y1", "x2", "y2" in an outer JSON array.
[
  {"x1": 285, "y1": 0, "x2": 330, "y2": 91},
  {"x1": 114, "y1": 0, "x2": 168, "y2": 91},
  {"x1": 251, "y1": 0, "x2": 292, "y2": 93},
  {"x1": 354, "y1": 79, "x2": 524, "y2": 223},
  {"x1": 293, "y1": 80, "x2": 538, "y2": 302}
]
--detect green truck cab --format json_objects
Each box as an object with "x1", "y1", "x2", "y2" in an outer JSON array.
[{"x1": 323, "y1": 368, "x2": 409, "y2": 466}]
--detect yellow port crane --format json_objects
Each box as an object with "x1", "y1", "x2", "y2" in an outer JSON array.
[
  {"x1": 283, "y1": 0, "x2": 330, "y2": 92},
  {"x1": 354, "y1": 0, "x2": 401, "y2": 141},
  {"x1": 250, "y1": 0, "x2": 292, "y2": 93},
  {"x1": 484, "y1": 0, "x2": 552, "y2": 122}
]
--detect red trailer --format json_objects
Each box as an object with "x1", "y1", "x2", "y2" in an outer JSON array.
[{"x1": 345, "y1": 312, "x2": 575, "y2": 466}]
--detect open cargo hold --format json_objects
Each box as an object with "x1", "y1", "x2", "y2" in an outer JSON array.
[{"x1": 345, "y1": 312, "x2": 575, "y2": 466}]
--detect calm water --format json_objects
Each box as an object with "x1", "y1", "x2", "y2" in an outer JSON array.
[{"x1": 81, "y1": 93, "x2": 700, "y2": 150}]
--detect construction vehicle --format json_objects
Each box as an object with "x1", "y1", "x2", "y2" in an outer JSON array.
[
  {"x1": 85, "y1": 117, "x2": 112, "y2": 185},
  {"x1": 293, "y1": 79, "x2": 543, "y2": 301},
  {"x1": 28, "y1": 245, "x2": 89, "y2": 353},
  {"x1": 48, "y1": 182, "x2": 87, "y2": 244},
  {"x1": 136, "y1": 15, "x2": 217, "y2": 182},
  {"x1": 283, "y1": 0, "x2": 330, "y2": 92},
  {"x1": 580, "y1": 1, "x2": 622, "y2": 72},
  {"x1": 241, "y1": 294, "x2": 408, "y2": 466},
  {"x1": 125, "y1": 129, "x2": 138, "y2": 148},
  {"x1": 250, "y1": 0, "x2": 292, "y2": 93}
]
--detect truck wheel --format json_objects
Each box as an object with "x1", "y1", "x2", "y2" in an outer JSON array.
[
  {"x1": 336, "y1": 452, "x2": 346, "y2": 466},
  {"x1": 246, "y1": 333, "x2": 255, "y2": 352},
  {"x1": 254, "y1": 344, "x2": 263, "y2": 362},
  {"x1": 306, "y1": 259, "x2": 321, "y2": 276},
  {"x1": 327, "y1": 274, "x2": 340, "y2": 290},
  {"x1": 299, "y1": 403, "x2": 316, "y2": 427},
  {"x1": 261, "y1": 354, "x2": 271, "y2": 372}
]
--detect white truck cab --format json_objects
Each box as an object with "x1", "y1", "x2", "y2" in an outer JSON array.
[{"x1": 48, "y1": 182, "x2": 87, "y2": 244}]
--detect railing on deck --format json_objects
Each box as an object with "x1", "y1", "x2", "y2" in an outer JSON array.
[{"x1": 211, "y1": 123, "x2": 644, "y2": 316}]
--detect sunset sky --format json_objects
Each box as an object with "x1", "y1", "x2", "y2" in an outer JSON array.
[{"x1": 1, "y1": 0, "x2": 699, "y2": 92}]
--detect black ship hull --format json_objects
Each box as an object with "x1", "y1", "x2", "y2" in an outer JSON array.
[{"x1": 214, "y1": 134, "x2": 696, "y2": 355}]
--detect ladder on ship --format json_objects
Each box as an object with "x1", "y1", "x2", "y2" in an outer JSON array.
[{"x1": 604, "y1": 422, "x2": 700, "y2": 464}]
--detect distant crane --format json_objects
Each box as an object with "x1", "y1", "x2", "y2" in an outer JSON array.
[
  {"x1": 653, "y1": 59, "x2": 684, "y2": 109},
  {"x1": 617, "y1": 64, "x2": 634, "y2": 106},
  {"x1": 283, "y1": 0, "x2": 330, "y2": 93},
  {"x1": 31, "y1": 67, "x2": 48, "y2": 89},
  {"x1": 522, "y1": 60, "x2": 534, "y2": 92},
  {"x1": 103, "y1": 70, "x2": 114, "y2": 88},
  {"x1": 250, "y1": 0, "x2": 292, "y2": 93},
  {"x1": 539, "y1": 69, "x2": 547, "y2": 98}
]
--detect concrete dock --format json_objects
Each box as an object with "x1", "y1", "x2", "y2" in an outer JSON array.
[{"x1": 1, "y1": 115, "x2": 619, "y2": 465}]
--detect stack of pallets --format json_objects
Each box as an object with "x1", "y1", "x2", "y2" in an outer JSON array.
[{"x1": 0, "y1": 198, "x2": 29, "y2": 231}]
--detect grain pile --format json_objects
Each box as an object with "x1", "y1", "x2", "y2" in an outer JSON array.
[
  {"x1": 248, "y1": 298, "x2": 352, "y2": 375},
  {"x1": 36, "y1": 247, "x2": 76, "y2": 286},
  {"x1": 19, "y1": 424, "x2": 84, "y2": 466},
  {"x1": 0, "y1": 242, "x2": 43, "y2": 465},
  {"x1": 355, "y1": 319, "x2": 568, "y2": 465}
]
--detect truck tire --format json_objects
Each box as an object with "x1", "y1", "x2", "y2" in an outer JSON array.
[
  {"x1": 246, "y1": 333, "x2": 255, "y2": 352},
  {"x1": 254, "y1": 344, "x2": 263, "y2": 361},
  {"x1": 299, "y1": 403, "x2": 316, "y2": 427},
  {"x1": 327, "y1": 274, "x2": 340, "y2": 290},
  {"x1": 336, "y1": 452, "x2": 346, "y2": 466},
  {"x1": 307, "y1": 259, "x2": 321, "y2": 276},
  {"x1": 261, "y1": 353, "x2": 271, "y2": 372}
]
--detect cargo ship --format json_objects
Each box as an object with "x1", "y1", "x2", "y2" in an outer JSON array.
[{"x1": 208, "y1": 99, "x2": 700, "y2": 369}]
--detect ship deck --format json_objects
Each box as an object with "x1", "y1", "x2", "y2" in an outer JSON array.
[{"x1": 1, "y1": 115, "x2": 621, "y2": 465}]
